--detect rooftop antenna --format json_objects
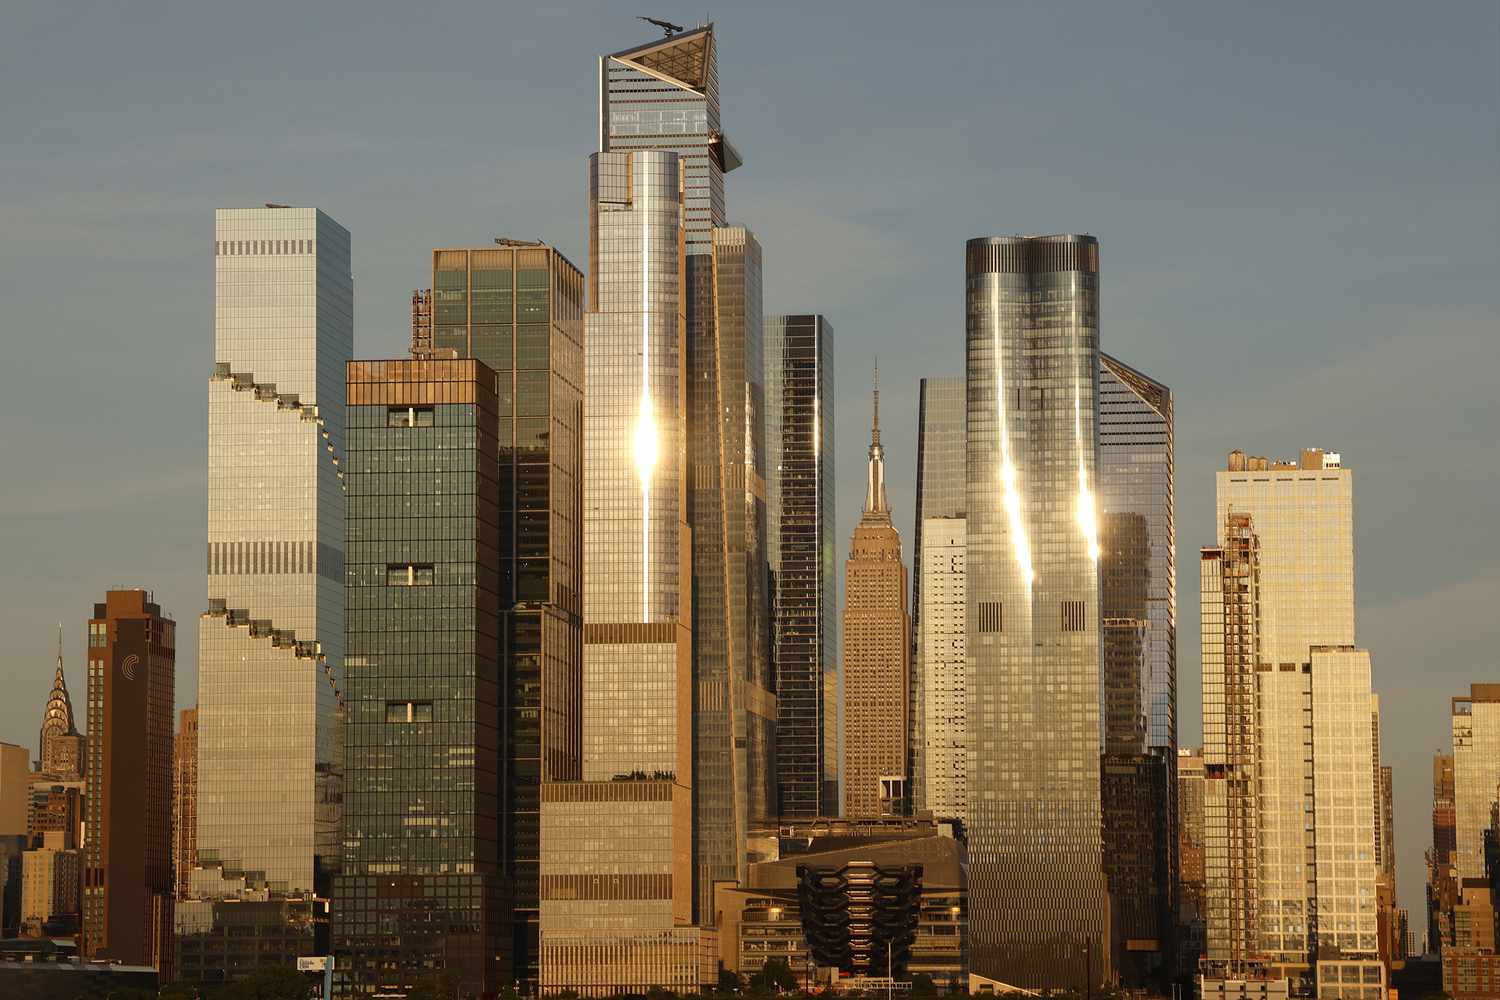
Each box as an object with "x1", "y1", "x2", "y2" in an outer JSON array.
[{"x1": 639, "y1": 15, "x2": 684, "y2": 36}]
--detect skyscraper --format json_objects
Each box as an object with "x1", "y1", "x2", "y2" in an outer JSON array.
[
  {"x1": 191, "y1": 206, "x2": 351, "y2": 969},
  {"x1": 82, "y1": 589, "x2": 175, "y2": 976},
  {"x1": 911, "y1": 377, "x2": 966, "y2": 821},
  {"x1": 765, "y1": 314, "x2": 836, "y2": 819},
  {"x1": 38, "y1": 634, "x2": 84, "y2": 781},
  {"x1": 1452, "y1": 684, "x2": 1500, "y2": 882},
  {"x1": 1177, "y1": 747, "x2": 1207, "y2": 971},
  {"x1": 1201, "y1": 513, "x2": 1261, "y2": 970},
  {"x1": 690, "y1": 225, "x2": 773, "y2": 902},
  {"x1": 172, "y1": 708, "x2": 197, "y2": 900},
  {"x1": 538, "y1": 148, "x2": 708, "y2": 996},
  {"x1": 841, "y1": 376, "x2": 911, "y2": 819},
  {"x1": 1429, "y1": 752, "x2": 1457, "y2": 950},
  {"x1": 598, "y1": 21, "x2": 771, "y2": 920},
  {"x1": 1097, "y1": 353, "x2": 1175, "y2": 984},
  {"x1": 916, "y1": 517, "x2": 966, "y2": 823},
  {"x1": 0, "y1": 744, "x2": 27, "y2": 836},
  {"x1": 1203, "y1": 449, "x2": 1385, "y2": 996},
  {"x1": 420, "y1": 243, "x2": 585, "y2": 984},
  {"x1": 335, "y1": 359, "x2": 507, "y2": 995},
  {"x1": 964, "y1": 235, "x2": 1109, "y2": 988}
]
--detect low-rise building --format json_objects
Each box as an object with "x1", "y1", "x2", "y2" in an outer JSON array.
[
  {"x1": 715, "y1": 816, "x2": 965, "y2": 989},
  {"x1": 21, "y1": 832, "x2": 80, "y2": 935},
  {"x1": 1443, "y1": 951, "x2": 1500, "y2": 999}
]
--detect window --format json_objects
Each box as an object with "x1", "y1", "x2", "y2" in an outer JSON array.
[
  {"x1": 387, "y1": 407, "x2": 434, "y2": 428},
  {"x1": 386, "y1": 564, "x2": 435, "y2": 586},
  {"x1": 385, "y1": 701, "x2": 434, "y2": 723},
  {"x1": 977, "y1": 601, "x2": 1002, "y2": 633},
  {"x1": 1061, "y1": 600, "x2": 1086, "y2": 632}
]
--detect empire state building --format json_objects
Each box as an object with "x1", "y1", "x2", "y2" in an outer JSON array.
[{"x1": 840, "y1": 371, "x2": 911, "y2": 817}]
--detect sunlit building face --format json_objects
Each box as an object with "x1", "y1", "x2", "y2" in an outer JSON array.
[{"x1": 964, "y1": 234, "x2": 1108, "y2": 990}]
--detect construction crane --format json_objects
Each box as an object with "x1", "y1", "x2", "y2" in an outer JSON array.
[
  {"x1": 493, "y1": 237, "x2": 544, "y2": 247},
  {"x1": 638, "y1": 16, "x2": 683, "y2": 36}
]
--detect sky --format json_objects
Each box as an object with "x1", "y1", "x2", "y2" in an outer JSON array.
[{"x1": 1, "y1": 0, "x2": 1496, "y2": 925}]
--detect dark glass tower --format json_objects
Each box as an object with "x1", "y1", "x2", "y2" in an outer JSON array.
[
  {"x1": 423, "y1": 245, "x2": 585, "y2": 987},
  {"x1": 336, "y1": 359, "x2": 507, "y2": 995},
  {"x1": 1097, "y1": 353, "x2": 1176, "y2": 985},
  {"x1": 765, "y1": 314, "x2": 836, "y2": 818},
  {"x1": 964, "y1": 235, "x2": 1109, "y2": 988}
]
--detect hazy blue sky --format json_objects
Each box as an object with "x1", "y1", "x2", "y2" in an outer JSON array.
[{"x1": 2, "y1": 0, "x2": 1495, "y2": 920}]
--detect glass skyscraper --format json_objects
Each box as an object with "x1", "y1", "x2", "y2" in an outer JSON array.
[
  {"x1": 765, "y1": 314, "x2": 836, "y2": 818},
  {"x1": 599, "y1": 22, "x2": 771, "y2": 919},
  {"x1": 190, "y1": 207, "x2": 351, "y2": 968},
  {"x1": 1097, "y1": 353, "x2": 1176, "y2": 984},
  {"x1": 335, "y1": 359, "x2": 506, "y2": 995},
  {"x1": 422, "y1": 244, "x2": 585, "y2": 985},
  {"x1": 537, "y1": 148, "x2": 709, "y2": 995},
  {"x1": 964, "y1": 235, "x2": 1109, "y2": 988},
  {"x1": 689, "y1": 225, "x2": 773, "y2": 898},
  {"x1": 911, "y1": 377, "x2": 966, "y2": 820}
]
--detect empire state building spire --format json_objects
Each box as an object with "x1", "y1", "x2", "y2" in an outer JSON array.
[
  {"x1": 864, "y1": 365, "x2": 888, "y2": 516},
  {"x1": 843, "y1": 361, "x2": 909, "y2": 818}
]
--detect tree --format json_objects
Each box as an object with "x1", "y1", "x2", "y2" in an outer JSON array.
[
  {"x1": 910, "y1": 973, "x2": 936, "y2": 1000},
  {"x1": 717, "y1": 969, "x2": 746, "y2": 994},
  {"x1": 216, "y1": 967, "x2": 314, "y2": 1000},
  {"x1": 405, "y1": 969, "x2": 466, "y2": 1000},
  {"x1": 749, "y1": 958, "x2": 798, "y2": 995}
]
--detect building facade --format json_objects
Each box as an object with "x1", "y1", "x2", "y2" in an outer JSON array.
[
  {"x1": 82, "y1": 590, "x2": 175, "y2": 976},
  {"x1": 964, "y1": 235, "x2": 1109, "y2": 988},
  {"x1": 690, "y1": 225, "x2": 774, "y2": 904},
  {"x1": 911, "y1": 377, "x2": 966, "y2": 821},
  {"x1": 841, "y1": 378, "x2": 910, "y2": 819},
  {"x1": 1430, "y1": 752, "x2": 1457, "y2": 952},
  {"x1": 1453, "y1": 685, "x2": 1500, "y2": 882},
  {"x1": 0, "y1": 745, "x2": 26, "y2": 837},
  {"x1": 1178, "y1": 747, "x2": 1208, "y2": 972},
  {"x1": 172, "y1": 708, "x2": 197, "y2": 900},
  {"x1": 917, "y1": 517, "x2": 966, "y2": 823},
  {"x1": 189, "y1": 206, "x2": 351, "y2": 973},
  {"x1": 1202, "y1": 450, "x2": 1384, "y2": 997},
  {"x1": 538, "y1": 147, "x2": 707, "y2": 995},
  {"x1": 22, "y1": 832, "x2": 81, "y2": 934},
  {"x1": 421, "y1": 244, "x2": 586, "y2": 984},
  {"x1": 765, "y1": 314, "x2": 836, "y2": 820},
  {"x1": 1097, "y1": 353, "x2": 1176, "y2": 984},
  {"x1": 334, "y1": 359, "x2": 507, "y2": 995},
  {"x1": 1201, "y1": 514, "x2": 1262, "y2": 970}
]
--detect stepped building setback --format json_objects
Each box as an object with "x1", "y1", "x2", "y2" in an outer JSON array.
[{"x1": 181, "y1": 206, "x2": 352, "y2": 980}]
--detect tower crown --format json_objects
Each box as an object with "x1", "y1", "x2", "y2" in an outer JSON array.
[{"x1": 864, "y1": 366, "x2": 888, "y2": 516}]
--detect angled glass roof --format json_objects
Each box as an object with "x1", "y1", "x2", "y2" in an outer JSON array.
[{"x1": 609, "y1": 25, "x2": 713, "y2": 92}]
